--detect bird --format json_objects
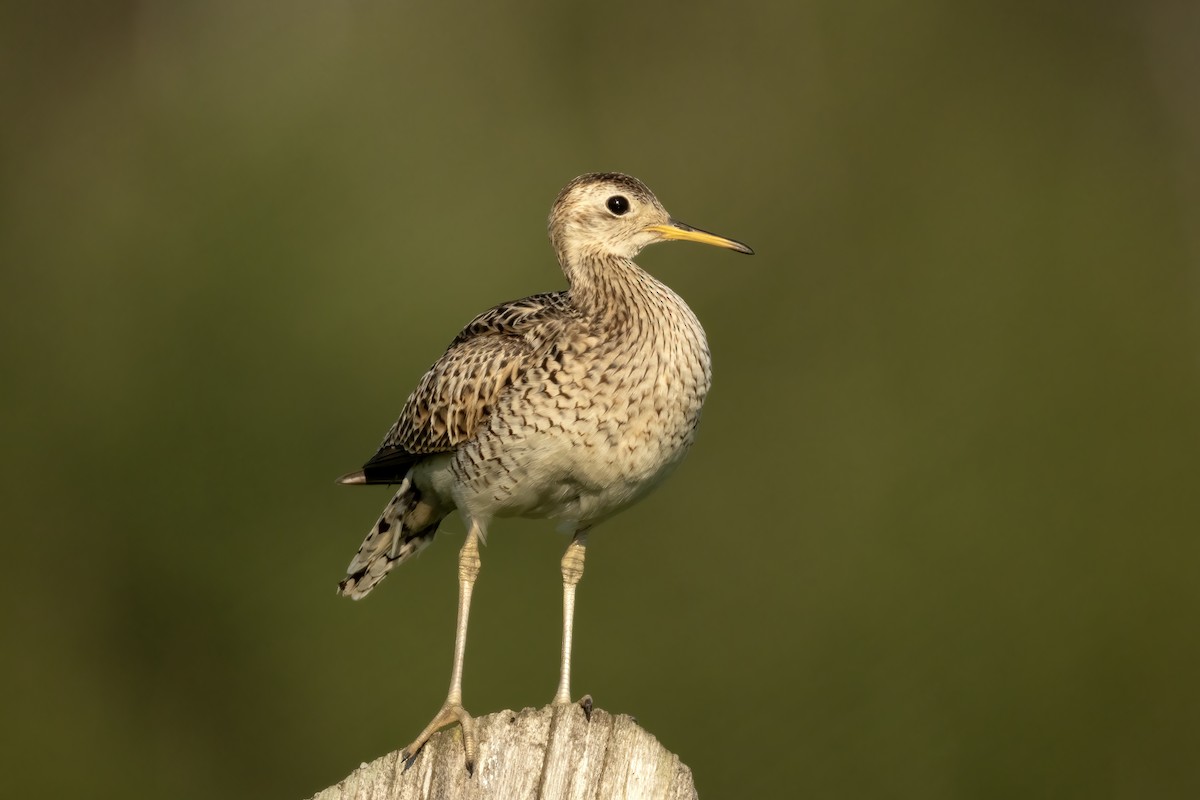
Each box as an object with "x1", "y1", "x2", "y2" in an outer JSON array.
[{"x1": 336, "y1": 172, "x2": 753, "y2": 773}]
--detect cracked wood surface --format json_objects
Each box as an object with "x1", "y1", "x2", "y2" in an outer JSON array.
[{"x1": 309, "y1": 705, "x2": 698, "y2": 800}]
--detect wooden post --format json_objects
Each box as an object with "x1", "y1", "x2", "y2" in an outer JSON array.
[{"x1": 309, "y1": 704, "x2": 698, "y2": 800}]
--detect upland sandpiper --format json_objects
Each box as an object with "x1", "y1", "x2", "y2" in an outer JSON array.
[{"x1": 337, "y1": 172, "x2": 753, "y2": 772}]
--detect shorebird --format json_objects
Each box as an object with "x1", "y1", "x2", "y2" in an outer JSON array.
[{"x1": 336, "y1": 172, "x2": 752, "y2": 772}]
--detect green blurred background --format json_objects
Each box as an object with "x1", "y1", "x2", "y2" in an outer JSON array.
[{"x1": 3, "y1": 2, "x2": 1199, "y2": 797}]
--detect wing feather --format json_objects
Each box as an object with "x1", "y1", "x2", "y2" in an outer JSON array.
[{"x1": 349, "y1": 292, "x2": 572, "y2": 485}]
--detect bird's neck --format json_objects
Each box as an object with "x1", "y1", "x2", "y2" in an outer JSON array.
[
  {"x1": 563, "y1": 252, "x2": 665, "y2": 324},
  {"x1": 562, "y1": 251, "x2": 708, "y2": 378}
]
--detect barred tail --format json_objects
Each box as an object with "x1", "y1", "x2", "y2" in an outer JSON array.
[{"x1": 338, "y1": 476, "x2": 444, "y2": 600}]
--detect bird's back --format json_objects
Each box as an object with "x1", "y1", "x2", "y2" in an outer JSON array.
[{"x1": 346, "y1": 291, "x2": 575, "y2": 485}]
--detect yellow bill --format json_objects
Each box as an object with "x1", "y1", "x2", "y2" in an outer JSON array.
[{"x1": 645, "y1": 220, "x2": 754, "y2": 255}]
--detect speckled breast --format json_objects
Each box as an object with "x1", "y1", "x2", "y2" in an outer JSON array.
[{"x1": 455, "y1": 296, "x2": 711, "y2": 527}]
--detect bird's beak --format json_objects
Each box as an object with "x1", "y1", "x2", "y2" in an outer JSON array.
[{"x1": 645, "y1": 219, "x2": 754, "y2": 255}]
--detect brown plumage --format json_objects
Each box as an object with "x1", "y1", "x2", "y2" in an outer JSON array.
[
  {"x1": 336, "y1": 172, "x2": 752, "y2": 773},
  {"x1": 341, "y1": 293, "x2": 573, "y2": 486}
]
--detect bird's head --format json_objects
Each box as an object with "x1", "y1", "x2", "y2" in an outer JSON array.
[{"x1": 547, "y1": 173, "x2": 753, "y2": 265}]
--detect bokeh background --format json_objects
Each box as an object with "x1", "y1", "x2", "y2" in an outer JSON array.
[{"x1": 4, "y1": 2, "x2": 1199, "y2": 798}]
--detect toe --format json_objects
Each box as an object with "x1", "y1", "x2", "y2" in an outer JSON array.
[{"x1": 402, "y1": 702, "x2": 476, "y2": 772}]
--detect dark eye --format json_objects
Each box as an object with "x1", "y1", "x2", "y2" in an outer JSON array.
[{"x1": 605, "y1": 195, "x2": 630, "y2": 215}]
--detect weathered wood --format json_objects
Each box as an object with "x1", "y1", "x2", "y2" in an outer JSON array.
[{"x1": 310, "y1": 705, "x2": 698, "y2": 800}]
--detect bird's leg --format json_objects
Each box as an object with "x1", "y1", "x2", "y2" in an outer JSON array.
[
  {"x1": 553, "y1": 530, "x2": 590, "y2": 707},
  {"x1": 401, "y1": 523, "x2": 482, "y2": 774}
]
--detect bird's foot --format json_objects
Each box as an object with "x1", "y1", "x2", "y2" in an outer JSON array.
[
  {"x1": 551, "y1": 693, "x2": 594, "y2": 721},
  {"x1": 400, "y1": 701, "x2": 477, "y2": 776}
]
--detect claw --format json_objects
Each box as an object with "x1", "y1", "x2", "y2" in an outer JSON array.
[
  {"x1": 578, "y1": 694, "x2": 593, "y2": 721},
  {"x1": 401, "y1": 701, "x2": 477, "y2": 774}
]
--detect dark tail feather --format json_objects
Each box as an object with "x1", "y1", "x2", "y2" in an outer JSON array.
[{"x1": 337, "y1": 476, "x2": 444, "y2": 599}]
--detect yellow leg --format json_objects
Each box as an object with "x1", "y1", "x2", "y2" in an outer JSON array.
[
  {"x1": 553, "y1": 530, "x2": 588, "y2": 706},
  {"x1": 401, "y1": 523, "x2": 482, "y2": 773}
]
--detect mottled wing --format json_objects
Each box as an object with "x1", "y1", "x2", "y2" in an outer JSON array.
[{"x1": 352, "y1": 292, "x2": 571, "y2": 484}]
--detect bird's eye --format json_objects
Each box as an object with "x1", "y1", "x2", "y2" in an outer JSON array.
[{"x1": 605, "y1": 195, "x2": 630, "y2": 216}]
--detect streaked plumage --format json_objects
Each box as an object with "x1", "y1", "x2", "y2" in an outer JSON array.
[{"x1": 337, "y1": 172, "x2": 752, "y2": 772}]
